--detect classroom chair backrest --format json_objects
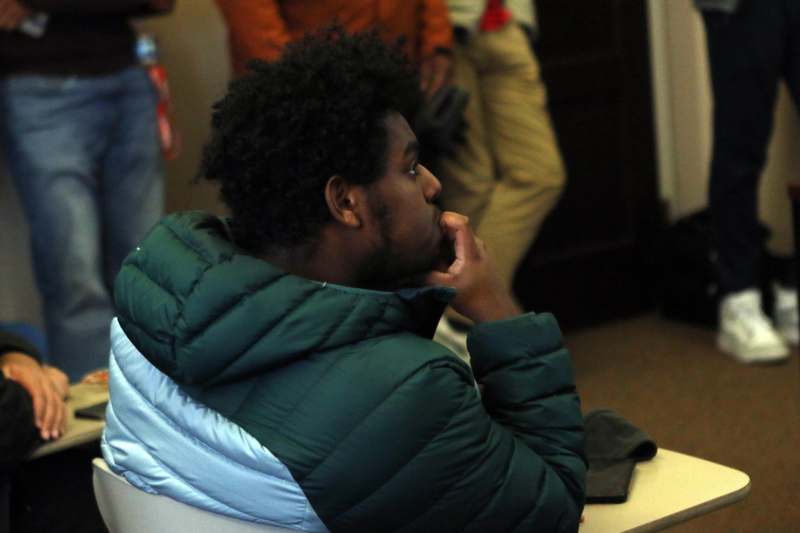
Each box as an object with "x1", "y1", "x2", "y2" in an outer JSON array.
[{"x1": 91, "y1": 458, "x2": 298, "y2": 533}]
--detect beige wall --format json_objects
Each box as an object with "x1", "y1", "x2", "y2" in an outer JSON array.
[
  {"x1": 135, "y1": 0, "x2": 231, "y2": 215},
  {"x1": 0, "y1": 0, "x2": 231, "y2": 325},
  {"x1": 653, "y1": 0, "x2": 800, "y2": 256}
]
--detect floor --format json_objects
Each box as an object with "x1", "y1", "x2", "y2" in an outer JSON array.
[{"x1": 567, "y1": 313, "x2": 800, "y2": 532}]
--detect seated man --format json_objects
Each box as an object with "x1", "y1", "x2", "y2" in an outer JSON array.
[{"x1": 103, "y1": 27, "x2": 586, "y2": 532}]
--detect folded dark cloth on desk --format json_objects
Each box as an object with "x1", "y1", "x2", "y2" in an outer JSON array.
[{"x1": 584, "y1": 409, "x2": 657, "y2": 503}]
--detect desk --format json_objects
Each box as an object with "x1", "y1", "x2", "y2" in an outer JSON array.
[
  {"x1": 581, "y1": 449, "x2": 750, "y2": 533},
  {"x1": 28, "y1": 383, "x2": 108, "y2": 460}
]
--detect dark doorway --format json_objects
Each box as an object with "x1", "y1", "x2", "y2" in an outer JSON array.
[{"x1": 513, "y1": 0, "x2": 663, "y2": 330}]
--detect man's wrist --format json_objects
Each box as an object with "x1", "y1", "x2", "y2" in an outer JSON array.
[{"x1": 463, "y1": 291, "x2": 521, "y2": 324}]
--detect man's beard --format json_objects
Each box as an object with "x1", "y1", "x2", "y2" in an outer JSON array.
[{"x1": 358, "y1": 198, "x2": 440, "y2": 290}]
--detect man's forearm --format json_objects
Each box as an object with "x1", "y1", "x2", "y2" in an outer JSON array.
[{"x1": 468, "y1": 312, "x2": 587, "y2": 500}]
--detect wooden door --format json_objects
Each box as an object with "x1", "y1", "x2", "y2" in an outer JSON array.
[{"x1": 513, "y1": 0, "x2": 663, "y2": 329}]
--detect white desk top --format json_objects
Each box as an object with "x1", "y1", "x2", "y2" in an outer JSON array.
[
  {"x1": 581, "y1": 449, "x2": 750, "y2": 533},
  {"x1": 27, "y1": 382, "x2": 108, "y2": 460}
]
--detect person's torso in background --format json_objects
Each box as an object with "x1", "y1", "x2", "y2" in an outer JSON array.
[
  {"x1": 280, "y1": 0, "x2": 430, "y2": 62},
  {"x1": 0, "y1": 14, "x2": 136, "y2": 78}
]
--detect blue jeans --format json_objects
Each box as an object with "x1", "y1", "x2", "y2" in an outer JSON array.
[{"x1": 0, "y1": 66, "x2": 164, "y2": 381}]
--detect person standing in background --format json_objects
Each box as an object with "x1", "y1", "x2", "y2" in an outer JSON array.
[
  {"x1": 213, "y1": 0, "x2": 454, "y2": 99},
  {"x1": 0, "y1": 0, "x2": 175, "y2": 381},
  {"x1": 433, "y1": 0, "x2": 566, "y2": 356},
  {"x1": 696, "y1": 0, "x2": 800, "y2": 364}
]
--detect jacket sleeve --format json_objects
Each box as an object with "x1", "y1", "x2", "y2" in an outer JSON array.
[
  {"x1": 20, "y1": 0, "x2": 174, "y2": 16},
  {"x1": 0, "y1": 331, "x2": 40, "y2": 363},
  {"x1": 469, "y1": 313, "x2": 586, "y2": 507},
  {"x1": 418, "y1": 312, "x2": 586, "y2": 532},
  {"x1": 314, "y1": 313, "x2": 585, "y2": 532},
  {"x1": 215, "y1": 0, "x2": 292, "y2": 66},
  {"x1": 414, "y1": 312, "x2": 585, "y2": 532},
  {"x1": 420, "y1": 0, "x2": 454, "y2": 59},
  {"x1": 0, "y1": 376, "x2": 39, "y2": 471}
]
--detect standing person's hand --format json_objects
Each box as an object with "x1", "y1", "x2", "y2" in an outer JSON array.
[
  {"x1": 425, "y1": 212, "x2": 521, "y2": 323},
  {"x1": 0, "y1": 0, "x2": 31, "y2": 31},
  {"x1": 420, "y1": 52, "x2": 453, "y2": 100},
  {"x1": 1, "y1": 352, "x2": 68, "y2": 440}
]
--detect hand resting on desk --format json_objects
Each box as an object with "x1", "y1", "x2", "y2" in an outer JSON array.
[{"x1": 1, "y1": 352, "x2": 68, "y2": 441}]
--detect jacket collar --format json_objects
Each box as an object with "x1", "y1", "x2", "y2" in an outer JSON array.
[{"x1": 115, "y1": 212, "x2": 455, "y2": 388}]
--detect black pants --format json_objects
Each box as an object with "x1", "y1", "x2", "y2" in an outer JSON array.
[{"x1": 702, "y1": 0, "x2": 800, "y2": 294}]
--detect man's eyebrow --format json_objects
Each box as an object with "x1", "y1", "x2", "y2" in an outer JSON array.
[{"x1": 404, "y1": 140, "x2": 420, "y2": 158}]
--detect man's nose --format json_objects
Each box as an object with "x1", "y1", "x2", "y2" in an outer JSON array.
[{"x1": 422, "y1": 165, "x2": 442, "y2": 203}]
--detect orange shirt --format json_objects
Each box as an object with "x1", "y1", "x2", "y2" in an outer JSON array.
[{"x1": 215, "y1": 0, "x2": 453, "y2": 76}]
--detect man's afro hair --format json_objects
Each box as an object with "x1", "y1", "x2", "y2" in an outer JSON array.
[{"x1": 201, "y1": 26, "x2": 422, "y2": 253}]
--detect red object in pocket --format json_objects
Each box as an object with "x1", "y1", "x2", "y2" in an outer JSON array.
[{"x1": 147, "y1": 64, "x2": 181, "y2": 161}]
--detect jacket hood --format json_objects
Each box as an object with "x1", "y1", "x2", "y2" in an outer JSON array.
[{"x1": 113, "y1": 212, "x2": 454, "y2": 388}]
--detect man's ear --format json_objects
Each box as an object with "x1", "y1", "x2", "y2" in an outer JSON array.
[{"x1": 324, "y1": 175, "x2": 363, "y2": 228}]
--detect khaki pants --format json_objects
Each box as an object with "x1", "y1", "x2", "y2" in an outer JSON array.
[{"x1": 438, "y1": 23, "x2": 566, "y2": 292}]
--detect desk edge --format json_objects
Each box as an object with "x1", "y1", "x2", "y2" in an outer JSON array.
[{"x1": 623, "y1": 478, "x2": 751, "y2": 533}]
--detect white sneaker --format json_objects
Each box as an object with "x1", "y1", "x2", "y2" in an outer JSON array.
[
  {"x1": 434, "y1": 317, "x2": 470, "y2": 363},
  {"x1": 717, "y1": 289, "x2": 789, "y2": 364},
  {"x1": 773, "y1": 283, "x2": 799, "y2": 346}
]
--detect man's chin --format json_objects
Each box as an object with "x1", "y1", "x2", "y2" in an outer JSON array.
[{"x1": 392, "y1": 257, "x2": 444, "y2": 289}]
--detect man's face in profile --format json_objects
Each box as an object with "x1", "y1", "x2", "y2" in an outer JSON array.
[{"x1": 359, "y1": 113, "x2": 449, "y2": 288}]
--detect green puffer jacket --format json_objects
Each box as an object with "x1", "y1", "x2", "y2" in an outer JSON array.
[{"x1": 112, "y1": 211, "x2": 586, "y2": 532}]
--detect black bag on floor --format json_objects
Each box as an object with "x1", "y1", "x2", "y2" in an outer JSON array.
[
  {"x1": 658, "y1": 210, "x2": 721, "y2": 327},
  {"x1": 658, "y1": 209, "x2": 778, "y2": 327}
]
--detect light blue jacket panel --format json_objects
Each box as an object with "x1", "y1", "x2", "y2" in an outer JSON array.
[{"x1": 101, "y1": 318, "x2": 328, "y2": 532}]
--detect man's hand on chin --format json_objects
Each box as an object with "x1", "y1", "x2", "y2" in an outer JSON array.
[{"x1": 425, "y1": 212, "x2": 521, "y2": 324}]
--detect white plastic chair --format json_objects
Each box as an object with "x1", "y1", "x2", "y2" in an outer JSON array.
[{"x1": 92, "y1": 458, "x2": 298, "y2": 533}]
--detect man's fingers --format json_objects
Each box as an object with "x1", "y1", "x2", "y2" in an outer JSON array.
[
  {"x1": 52, "y1": 393, "x2": 68, "y2": 438},
  {"x1": 29, "y1": 378, "x2": 45, "y2": 429},
  {"x1": 44, "y1": 366, "x2": 69, "y2": 399},
  {"x1": 45, "y1": 386, "x2": 67, "y2": 439},
  {"x1": 39, "y1": 380, "x2": 58, "y2": 439},
  {"x1": 438, "y1": 211, "x2": 470, "y2": 236},
  {"x1": 439, "y1": 212, "x2": 476, "y2": 263},
  {"x1": 425, "y1": 270, "x2": 455, "y2": 287},
  {"x1": 8, "y1": 365, "x2": 45, "y2": 429}
]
